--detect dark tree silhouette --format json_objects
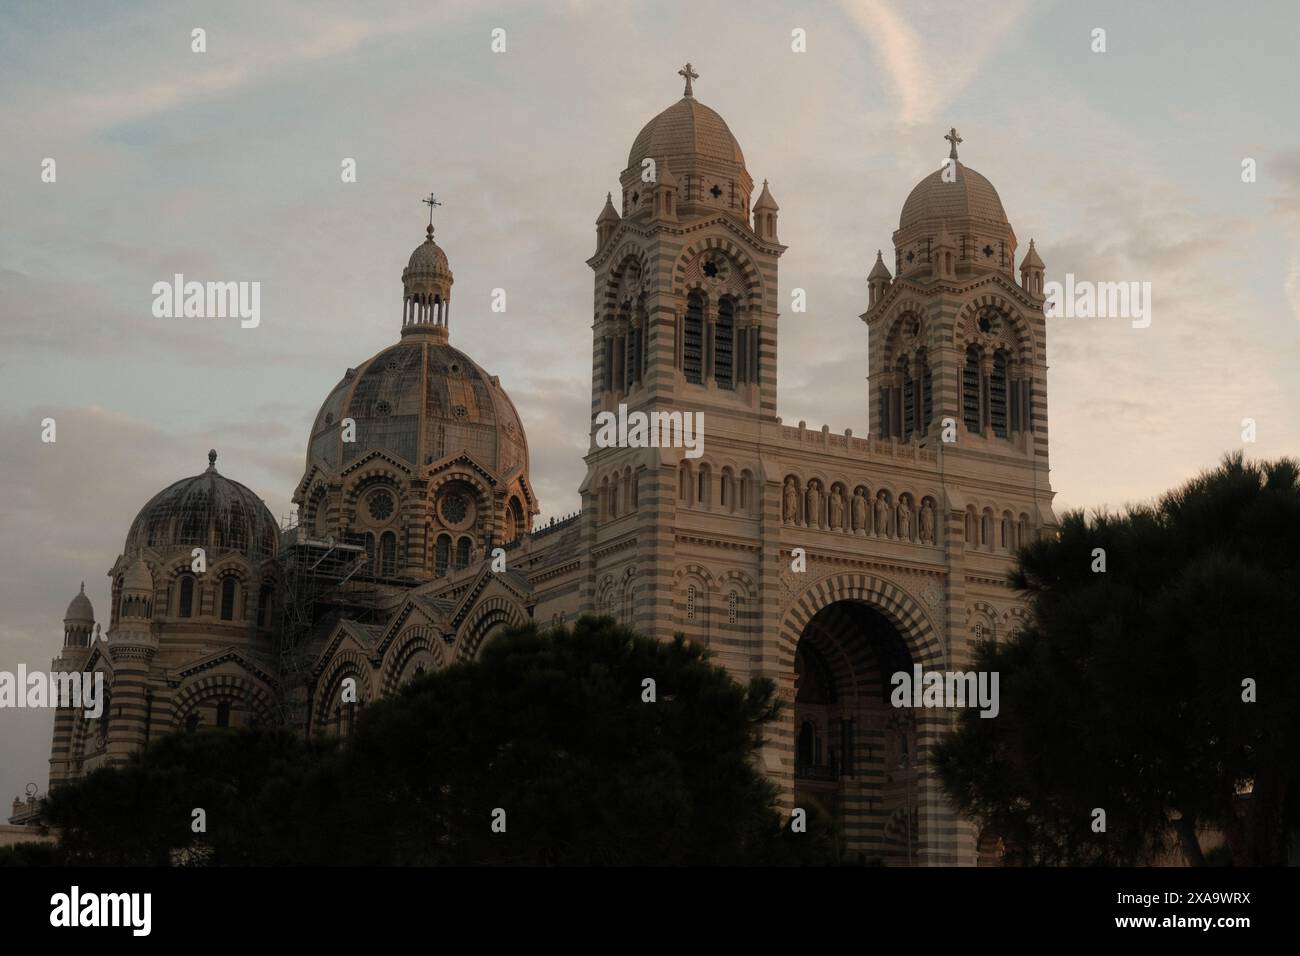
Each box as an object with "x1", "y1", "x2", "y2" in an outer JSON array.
[
  {"x1": 936, "y1": 454, "x2": 1300, "y2": 865},
  {"x1": 30, "y1": 617, "x2": 839, "y2": 865}
]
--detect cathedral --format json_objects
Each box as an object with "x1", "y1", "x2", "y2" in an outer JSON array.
[{"x1": 32, "y1": 66, "x2": 1056, "y2": 866}]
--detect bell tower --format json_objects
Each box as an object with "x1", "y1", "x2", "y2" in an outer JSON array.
[{"x1": 583, "y1": 65, "x2": 785, "y2": 641}]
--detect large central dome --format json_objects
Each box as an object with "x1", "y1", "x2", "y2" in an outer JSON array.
[{"x1": 306, "y1": 339, "x2": 528, "y2": 478}]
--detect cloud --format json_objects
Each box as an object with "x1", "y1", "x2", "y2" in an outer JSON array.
[{"x1": 837, "y1": 0, "x2": 1032, "y2": 124}]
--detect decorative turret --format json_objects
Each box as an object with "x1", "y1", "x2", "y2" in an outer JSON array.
[
  {"x1": 596, "y1": 192, "x2": 620, "y2": 249},
  {"x1": 1020, "y1": 238, "x2": 1045, "y2": 296},
  {"x1": 867, "y1": 250, "x2": 892, "y2": 308},
  {"x1": 753, "y1": 179, "x2": 779, "y2": 241},
  {"x1": 117, "y1": 558, "x2": 154, "y2": 623},
  {"x1": 62, "y1": 582, "x2": 94, "y2": 648},
  {"x1": 401, "y1": 193, "x2": 454, "y2": 341},
  {"x1": 651, "y1": 162, "x2": 679, "y2": 223}
]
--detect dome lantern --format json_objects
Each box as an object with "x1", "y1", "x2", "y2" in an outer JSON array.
[{"x1": 402, "y1": 193, "x2": 454, "y2": 341}]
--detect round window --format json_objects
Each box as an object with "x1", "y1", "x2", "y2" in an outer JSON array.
[
  {"x1": 367, "y1": 491, "x2": 395, "y2": 522},
  {"x1": 440, "y1": 491, "x2": 471, "y2": 526}
]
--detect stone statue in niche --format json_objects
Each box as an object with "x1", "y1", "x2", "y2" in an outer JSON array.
[
  {"x1": 897, "y1": 500, "x2": 912, "y2": 541},
  {"x1": 805, "y1": 481, "x2": 822, "y2": 529},
  {"x1": 874, "y1": 493, "x2": 890, "y2": 537},
  {"x1": 852, "y1": 488, "x2": 868, "y2": 532},
  {"x1": 829, "y1": 488, "x2": 845, "y2": 530},
  {"x1": 919, "y1": 500, "x2": 936, "y2": 544},
  {"x1": 783, "y1": 477, "x2": 799, "y2": 524}
]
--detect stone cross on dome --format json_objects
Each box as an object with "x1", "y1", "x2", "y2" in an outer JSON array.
[
  {"x1": 678, "y1": 62, "x2": 698, "y2": 98},
  {"x1": 423, "y1": 192, "x2": 442, "y2": 239},
  {"x1": 945, "y1": 127, "x2": 962, "y2": 160}
]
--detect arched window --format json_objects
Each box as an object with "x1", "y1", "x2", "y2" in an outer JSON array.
[
  {"x1": 901, "y1": 358, "x2": 915, "y2": 440},
  {"x1": 991, "y1": 350, "x2": 1009, "y2": 437},
  {"x1": 610, "y1": 479, "x2": 620, "y2": 518},
  {"x1": 178, "y1": 575, "x2": 194, "y2": 618},
  {"x1": 216, "y1": 700, "x2": 231, "y2": 728},
  {"x1": 797, "y1": 720, "x2": 819, "y2": 766},
  {"x1": 981, "y1": 511, "x2": 994, "y2": 550},
  {"x1": 697, "y1": 464, "x2": 711, "y2": 508},
  {"x1": 715, "y1": 298, "x2": 735, "y2": 389},
  {"x1": 963, "y1": 346, "x2": 982, "y2": 433},
  {"x1": 600, "y1": 476, "x2": 610, "y2": 520},
  {"x1": 220, "y1": 577, "x2": 237, "y2": 621},
  {"x1": 686, "y1": 584, "x2": 697, "y2": 622},
  {"x1": 379, "y1": 531, "x2": 397, "y2": 576},
  {"x1": 456, "y1": 537, "x2": 471, "y2": 568},
  {"x1": 684, "y1": 291, "x2": 704, "y2": 384},
  {"x1": 721, "y1": 467, "x2": 735, "y2": 511},
  {"x1": 965, "y1": 508, "x2": 978, "y2": 547},
  {"x1": 679, "y1": 462, "x2": 693, "y2": 505},
  {"x1": 728, "y1": 590, "x2": 738, "y2": 625},
  {"x1": 435, "y1": 534, "x2": 451, "y2": 576},
  {"x1": 257, "y1": 583, "x2": 273, "y2": 628},
  {"x1": 920, "y1": 355, "x2": 933, "y2": 431}
]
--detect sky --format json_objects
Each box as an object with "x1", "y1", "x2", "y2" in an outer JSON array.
[{"x1": 2, "y1": 0, "x2": 1298, "y2": 805}]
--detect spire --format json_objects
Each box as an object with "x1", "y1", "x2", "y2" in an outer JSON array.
[
  {"x1": 868, "y1": 249, "x2": 892, "y2": 280},
  {"x1": 754, "y1": 179, "x2": 779, "y2": 211},
  {"x1": 678, "y1": 62, "x2": 698, "y2": 98},
  {"x1": 597, "y1": 192, "x2": 620, "y2": 224},
  {"x1": 945, "y1": 127, "x2": 962, "y2": 160},
  {"x1": 1021, "y1": 237, "x2": 1044, "y2": 269},
  {"x1": 206, "y1": 449, "x2": 218, "y2": 472}
]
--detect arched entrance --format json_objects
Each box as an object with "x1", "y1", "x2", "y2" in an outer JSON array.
[{"x1": 778, "y1": 573, "x2": 951, "y2": 865}]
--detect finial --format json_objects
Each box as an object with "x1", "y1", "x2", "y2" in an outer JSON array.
[
  {"x1": 678, "y1": 62, "x2": 699, "y2": 98},
  {"x1": 606, "y1": 192, "x2": 612, "y2": 202},
  {"x1": 423, "y1": 192, "x2": 442, "y2": 237},
  {"x1": 945, "y1": 127, "x2": 962, "y2": 160},
  {"x1": 80, "y1": 581, "x2": 85, "y2": 594},
  {"x1": 207, "y1": 449, "x2": 218, "y2": 471}
]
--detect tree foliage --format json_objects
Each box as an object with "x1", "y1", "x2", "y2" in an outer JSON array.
[
  {"x1": 936, "y1": 453, "x2": 1300, "y2": 865},
  {"x1": 37, "y1": 617, "x2": 838, "y2": 865}
]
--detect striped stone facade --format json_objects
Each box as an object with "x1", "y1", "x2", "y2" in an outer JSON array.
[{"x1": 35, "y1": 81, "x2": 1055, "y2": 868}]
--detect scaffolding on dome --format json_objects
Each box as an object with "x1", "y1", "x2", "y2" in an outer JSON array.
[{"x1": 274, "y1": 514, "x2": 384, "y2": 730}]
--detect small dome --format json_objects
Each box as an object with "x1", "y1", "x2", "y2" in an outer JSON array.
[
  {"x1": 628, "y1": 96, "x2": 746, "y2": 172},
  {"x1": 404, "y1": 227, "x2": 451, "y2": 279},
  {"x1": 124, "y1": 451, "x2": 278, "y2": 562},
  {"x1": 122, "y1": 559, "x2": 153, "y2": 594},
  {"x1": 899, "y1": 162, "x2": 1008, "y2": 232},
  {"x1": 64, "y1": 583, "x2": 94, "y2": 625}
]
